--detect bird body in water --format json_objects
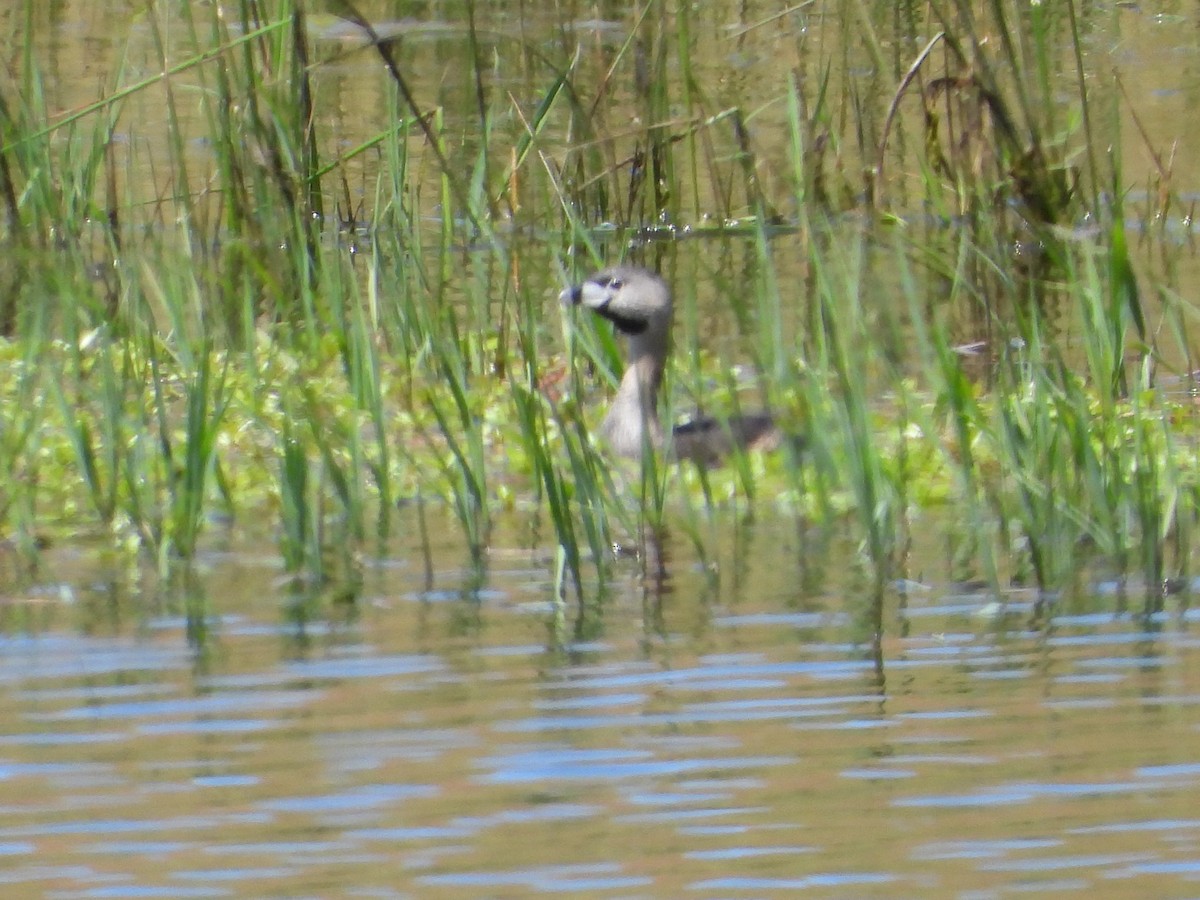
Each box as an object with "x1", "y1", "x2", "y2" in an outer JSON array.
[{"x1": 560, "y1": 265, "x2": 785, "y2": 466}]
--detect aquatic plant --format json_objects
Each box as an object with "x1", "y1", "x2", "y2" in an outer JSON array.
[{"x1": 0, "y1": 0, "x2": 1196, "y2": 618}]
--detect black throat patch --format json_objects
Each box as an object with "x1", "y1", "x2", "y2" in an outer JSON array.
[{"x1": 594, "y1": 304, "x2": 648, "y2": 335}]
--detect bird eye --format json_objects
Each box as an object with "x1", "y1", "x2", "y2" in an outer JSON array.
[{"x1": 606, "y1": 278, "x2": 623, "y2": 289}]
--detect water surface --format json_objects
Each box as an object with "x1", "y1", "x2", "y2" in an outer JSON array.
[{"x1": 2, "y1": 510, "x2": 1199, "y2": 897}]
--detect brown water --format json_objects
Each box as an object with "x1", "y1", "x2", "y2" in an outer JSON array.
[
  {"x1": 2, "y1": 508, "x2": 1200, "y2": 897},
  {"x1": 16, "y1": 1, "x2": 1200, "y2": 222}
]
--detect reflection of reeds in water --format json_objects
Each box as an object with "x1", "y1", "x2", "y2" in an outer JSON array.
[{"x1": 0, "y1": 0, "x2": 1195, "y2": 616}]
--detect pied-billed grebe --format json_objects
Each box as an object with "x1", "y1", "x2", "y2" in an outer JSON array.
[{"x1": 561, "y1": 265, "x2": 783, "y2": 465}]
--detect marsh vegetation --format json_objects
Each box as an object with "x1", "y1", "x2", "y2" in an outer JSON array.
[{"x1": 2, "y1": 0, "x2": 1199, "y2": 626}]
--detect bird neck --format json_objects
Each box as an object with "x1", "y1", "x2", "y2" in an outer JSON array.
[
  {"x1": 602, "y1": 332, "x2": 667, "y2": 456},
  {"x1": 626, "y1": 332, "x2": 666, "y2": 403}
]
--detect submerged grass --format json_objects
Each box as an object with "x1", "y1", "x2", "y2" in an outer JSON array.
[{"x1": 1, "y1": 0, "x2": 1199, "y2": 616}]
